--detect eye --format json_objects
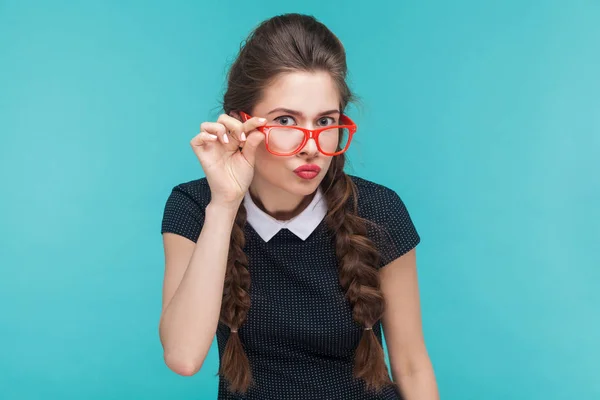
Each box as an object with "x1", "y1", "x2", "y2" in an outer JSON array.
[
  {"x1": 274, "y1": 115, "x2": 296, "y2": 126},
  {"x1": 317, "y1": 116, "x2": 336, "y2": 126}
]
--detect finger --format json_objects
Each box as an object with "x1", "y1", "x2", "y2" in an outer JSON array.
[
  {"x1": 200, "y1": 122, "x2": 229, "y2": 145},
  {"x1": 241, "y1": 116, "x2": 268, "y2": 137},
  {"x1": 191, "y1": 131, "x2": 219, "y2": 147},
  {"x1": 240, "y1": 128, "x2": 266, "y2": 166},
  {"x1": 217, "y1": 114, "x2": 245, "y2": 142}
]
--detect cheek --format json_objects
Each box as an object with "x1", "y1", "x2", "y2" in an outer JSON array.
[{"x1": 254, "y1": 147, "x2": 289, "y2": 176}]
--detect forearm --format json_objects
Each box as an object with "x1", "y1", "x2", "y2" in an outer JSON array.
[
  {"x1": 159, "y1": 201, "x2": 239, "y2": 374},
  {"x1": 395, "y1": 362, "x2": 439, "y2": 400}
]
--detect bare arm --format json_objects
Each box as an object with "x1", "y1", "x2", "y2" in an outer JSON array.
[
  {"x1": 159, "y1": 201, "x2": 239, "y2": 376},
  {"x1": 158, "y1": 112, "x2": 266, "y2": 375},
  {"x1": 380, "y1": 248, "x2": 439, "y2": 400}
]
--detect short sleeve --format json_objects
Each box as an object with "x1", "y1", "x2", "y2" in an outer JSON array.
[
  {"x1": 160, "y1": 184, "x2": 206, "y2": 243},
  {"x1": 366, "y1": 188, "x2": 421, "y2": 268}
]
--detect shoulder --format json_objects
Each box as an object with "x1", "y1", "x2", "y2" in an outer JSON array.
[
  {"x1": 167, "y1": 177, "x2": 212, "y2": 209},
  {"x1": 348, "y1": 174, "x2": 396, "y2": 196},
  {"x1": 161, "y1": 177, "x2": 211, "y2": 241},
  {"x1": 347, "y1": 174, "x2": 421, "y2": 266},
  {"x1": 347, "y1": 174, "x2": 407, "y2": 216}
]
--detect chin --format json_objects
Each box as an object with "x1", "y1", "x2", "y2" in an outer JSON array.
[
  {"x1": 264, "y1": 177, "x2": 320, "y2": 197},
  {"x1": 289, "y1": 175, "x2": 325, "y2": 195},
  {"x1": 257, "y1": 166, "x2": 326, "y2": 196}
]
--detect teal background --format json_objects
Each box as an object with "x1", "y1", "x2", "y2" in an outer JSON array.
[{"x1": 1, "y1": 0, "x2": 598, "y2": 399}]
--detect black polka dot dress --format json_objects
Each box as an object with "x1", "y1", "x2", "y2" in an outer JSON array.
[{"x1": 161, "y1": 174, "x2": 421, "y2": 399}]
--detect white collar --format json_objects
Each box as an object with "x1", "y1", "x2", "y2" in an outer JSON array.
[{"x1": 243, "y1": 187, "x2": 327, "y2": 242}]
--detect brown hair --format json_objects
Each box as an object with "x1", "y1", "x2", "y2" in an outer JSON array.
[{"x1": 219, "y1": 13, "x2": 393, "y2": 394}]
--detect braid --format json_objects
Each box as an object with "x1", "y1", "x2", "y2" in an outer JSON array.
[
  {"x1": 322, "y1": 155, "x2": 395, "y2": 393},
  {"x1": 216, "y1": 11, "x2": 392, "y2": 396},
  {"x1": 216, "y1": 157, "x2": 393, "y2": 394},
  {"x1": 217, "y1": 203, "x2": 254, "y2": 393}
]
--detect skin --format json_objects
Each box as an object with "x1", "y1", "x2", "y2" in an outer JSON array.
[
  {"x1": 161, "y1": 70, "x2": 439, "y2": 399},
  {"x1": 243, "y1": 71, "x2": 439, "y2": 399},
  {"x1": 381, "y1": 250, "x2": 439, "y2": 399},
  {"x1": 235, "y1": 70, "x2": 338, "y2": 220}
]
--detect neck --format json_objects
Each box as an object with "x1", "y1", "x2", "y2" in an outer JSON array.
[{"x1": 248, "y1": 180, "x2": 317, "y2": 221}]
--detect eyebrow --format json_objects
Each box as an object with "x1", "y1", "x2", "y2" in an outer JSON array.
[{"x1": 266, "y1": 107, "x2": 341, "y2": 117}]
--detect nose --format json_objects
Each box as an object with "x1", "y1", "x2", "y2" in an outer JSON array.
[{"x1": 298, "y1": 135, "x2": 319, "y2": 158}]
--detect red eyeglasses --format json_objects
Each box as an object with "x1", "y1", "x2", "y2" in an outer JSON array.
[{"x1": 238, "y1": 110, "x2": 357, "y2": 156}]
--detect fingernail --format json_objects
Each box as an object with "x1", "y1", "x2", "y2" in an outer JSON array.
[
  {"x1": 258, "y1": 118, "x2": 266, "y2": 123},
  {"x1": 241, "y1": 132, "x2": 246, "y2": 141},
  {"x1": 223, "y1": 134, "x2": 229, "y2": 143}
]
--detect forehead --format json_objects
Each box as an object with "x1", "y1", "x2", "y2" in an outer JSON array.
[{"x1": 255, "y1": 71, "x2": 340, "y2": 116}]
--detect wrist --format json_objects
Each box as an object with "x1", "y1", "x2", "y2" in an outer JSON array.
[{"x1": 206, "y1": 200, "x2": 242, "y2": 219}]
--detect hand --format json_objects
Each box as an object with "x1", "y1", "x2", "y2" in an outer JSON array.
[{"x1": 190, "y1": 113, "x2": 267, "y2": 207}]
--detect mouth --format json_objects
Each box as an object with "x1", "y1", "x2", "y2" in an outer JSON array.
[{"x1": 293, "y1": 164, "x2": 321, "y2": 180}]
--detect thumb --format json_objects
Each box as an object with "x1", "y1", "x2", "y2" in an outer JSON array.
[{"x1": 240, "y1": 131, "x2": 265, "y2": 166}]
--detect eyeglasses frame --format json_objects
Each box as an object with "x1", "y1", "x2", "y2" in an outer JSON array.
[{"x1": 238, "y1": 110, "x2": 357, "y2": 156}]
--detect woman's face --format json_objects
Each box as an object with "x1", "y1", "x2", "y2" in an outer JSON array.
[{"x1": 249, "y1": 71, "x2": 341, "y2": 198}]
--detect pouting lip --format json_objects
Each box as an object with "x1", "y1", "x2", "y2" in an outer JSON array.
[{"x1": 293, "y1": 164, "x2": 322, "y2": 173}]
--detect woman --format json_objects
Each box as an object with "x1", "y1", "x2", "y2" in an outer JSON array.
[{"x1": 159, "y1": 13, "x2": 439, "y2": 400}]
